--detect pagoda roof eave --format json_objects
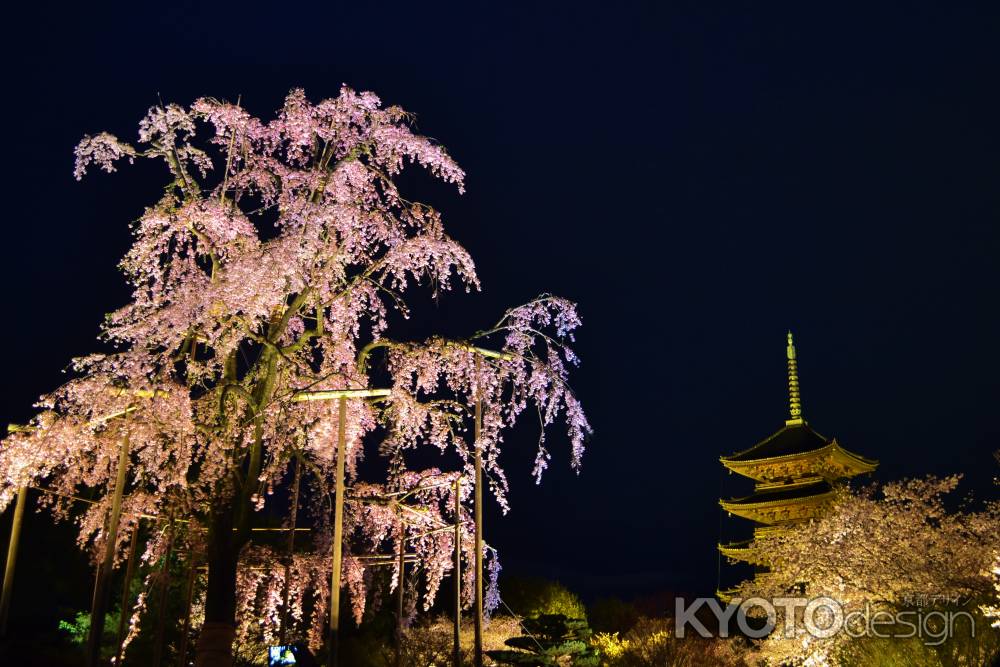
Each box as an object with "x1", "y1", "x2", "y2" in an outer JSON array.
[
  {"x1": 720, "y1": 487, "x2": 835, "y2": 524},
  {"x1": 723, "y1": 478, "x2": 832, "y2": 505},
  {"x1": 717, "y1": 588, "x2": 738, "y2": 603},
  {"x1": 719, "y1": 543, "x2": 769, "y2": 565},
  {"x1": 719, "y1": 490, "x2": 835, "y2": 512},
  {"x1": 754, "y1": 525, "x2": 787, "y2": 538},
  {"x1": 720, "y1": 440, "x2": 878, "y2": 472}
]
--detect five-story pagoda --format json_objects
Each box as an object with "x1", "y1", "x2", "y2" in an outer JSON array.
[{"x1": 717, "y1": 333, "x2": 878, "y2": 595}]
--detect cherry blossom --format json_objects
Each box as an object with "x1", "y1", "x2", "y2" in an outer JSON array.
[
  {"x1": 1, "y1": 87, "x2": 589, "y2": 667},
  {"x1": 735, "y1": 476, "x2": 1000, "y2": 665}
]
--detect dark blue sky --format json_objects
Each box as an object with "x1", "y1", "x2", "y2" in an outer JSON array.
[{"x1": 1, "y1": 2, "x2": 998, "y2": 607}]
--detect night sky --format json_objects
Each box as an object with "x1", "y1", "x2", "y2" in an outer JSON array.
[{"x1": 1, "y1": 1, "x2": 998, "y2": 618}]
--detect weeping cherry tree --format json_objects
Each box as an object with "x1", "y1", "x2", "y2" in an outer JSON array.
[{"x1": 0, "y1": 88, "x2": 590, "y2": 666}]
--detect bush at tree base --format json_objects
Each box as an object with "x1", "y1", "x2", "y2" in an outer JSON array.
[{"x1": 487, "y1": 614, "x2": 599, "y2": 666}]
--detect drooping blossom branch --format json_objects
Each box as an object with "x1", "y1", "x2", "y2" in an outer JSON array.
[{"x1": 230, "y1": 469, "x2": 491, "y2": 652}]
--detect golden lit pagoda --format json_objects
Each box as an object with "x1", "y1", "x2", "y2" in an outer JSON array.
[{"x1": 717, "y1": 333, "x2": 877, "y2": 591}]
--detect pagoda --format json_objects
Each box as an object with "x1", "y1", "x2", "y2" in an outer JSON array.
[{"x1": 717, "y1": 333, "x2": 877, "y2": 593}]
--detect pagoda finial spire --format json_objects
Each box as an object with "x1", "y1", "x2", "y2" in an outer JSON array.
[{"x1": 785, "y1": 331, "x2": 804, "y2": 425}]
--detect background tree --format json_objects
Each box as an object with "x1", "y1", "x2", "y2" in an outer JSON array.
[
  {"x1": 984, "y1": 556, "x2": 1000, "y2": 629},
  {"x1": 0, "y1": 88, "x2": 590, "y2": 666},
  {"x1": 984, "y1": 450, "x2": 1000, "y2": 629},
  {"x1": 737, "y1": 475, "x2": 1000, "y2": 666},
  {"x1": 500, "y1": 577, "x2": 587, "y2": 620}
]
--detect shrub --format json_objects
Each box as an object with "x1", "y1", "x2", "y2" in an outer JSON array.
[
  {"x1": 354, "y1": 615, "x2": 522, "y2": 666},
  {"x1": 500, "y1": 577, "x2": 587, "y2": 619},
  {"x1": 488, "y1": 614, "x2": 599, "y2": 666},
  {"x1": 593, "y1": 617, "x2": 750, "y2": 667},
  {"x1": 57, "y1": 608, "x2": 121, "y2": 661}
]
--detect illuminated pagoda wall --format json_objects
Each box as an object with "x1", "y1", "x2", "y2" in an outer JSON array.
[{"x1": 717, "y1": 333, "x2": 878, "y2": 598}]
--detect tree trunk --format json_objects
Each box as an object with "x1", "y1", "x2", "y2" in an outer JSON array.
[
  {"x1": 194, "y1": 620, "x2": 236, "y2": 667},
  {"x1": 195, "y1": 350, "x2": 274, "y2": 667},
  {"x1": 194, "y1": 504, "x2": 242, "y2": 667}
]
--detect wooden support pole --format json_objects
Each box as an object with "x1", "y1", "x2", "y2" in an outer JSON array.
[
  {"x1": 292, "y1": 388, "x2": 391, "y2": 402},
  {"x1": 453, "y1": 477, "x2": 462, "y2": 667},
  {"x1": 279, "y1": 457, "x2": 301, "y2": 646},
  {"x1": 327, "y1": 397, "x2": 347, "y2": 667},
  {"x1": 395, "y1": 521, "x2": 405, "y2": 667},
  {"x1": 176, "y1": 553, "x2": 199, "y2": 667},
  {"x1": 151, "y1": 517, "x2": 175, "y2": 667},
  {"x1": 473, "y1": 356, "x2": 484, "y2": 667},
  {"x1": 87, "y1": 431, "x2": 131, "y2": 667},
  {"x1": 0, "y1": 485, "x2": 28, "y2": 637},
  {"x1": 114, "y1": 526, "x2": 141, "y2": 665}
]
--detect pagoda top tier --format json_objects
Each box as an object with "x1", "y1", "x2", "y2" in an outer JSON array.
[
  {"x1": 719, "y1": 333, "x2": 878, "y2": 482},
  {"x1": 723, "y1": 422, "x2": 829, "y2": 462}
]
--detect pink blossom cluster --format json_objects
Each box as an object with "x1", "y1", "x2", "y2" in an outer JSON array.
[
  {"x1": 3, "y1": 87, "x2": 589, "y2": 651},
  {"x1": 73, "y1": 132, "x2": 137, "y2": 180}
]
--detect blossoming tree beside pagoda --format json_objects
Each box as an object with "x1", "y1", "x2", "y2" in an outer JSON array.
[{"x1": 0, "y1": 88, "x2": 590, "y2": 667}]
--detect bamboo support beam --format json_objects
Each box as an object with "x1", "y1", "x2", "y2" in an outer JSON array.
[
  {"x1": 279, "y1": 457, "x2": 301, "y2": 646},
  {"x1": 25, "y1": 487, "x2": 312, "y2": 532},
  {"x1": 114, "y1": 526, "x2": 141, "y2": 666},
  {"x1": 453, "y1": 477, "x2": 462, "y2": 667},
  {"x1": 350, "y1": 478, "x2": 460, "y2": 504},
  {"x1": 395, "y1": 526, "x2": 405, "y2": 667},
  {"x1": 176, "y1": 553, "x2": 199, "y2": 667},
  {"x1": 107, "y1": 388, "x2": 165, "y2": 399},
  {"x1": 292, "y1": 388, "x2": 390, "y2": 402},
  {"x1": 397, "y1": 502, "x2": 450, "y2": 529},
  {"x1": 446, "y1": 342, "x2": 514, "y2": 361},
  {"x1": 248, "y1": 527, "x2": 311, "y2": 533},
  {"x1": 192, "y1": 555, "x2": 420, "y2": 572},
  {"x1": 355, "y1": 554, "x2": 420, "y2": 564},
  {"x1": 473, "y1": 355, "x2": 484, "y2": 667},
  {"x1": 328, "y1": 397, "x2": 347, "y2": 667},
  {"x1": 0, "y1": 485, "x2": 28, "y2": 637},
  {"x1": 9, "y1": 400, "x2": 143, "y2": 432},
  {"x1": 86, "y1": 429, "x2": 131, "y2": 667},
  {"x1": 413, "y1": 522, "x2": 470, "y2": 540},
  {"x1": 9, "y1": 384, "x2": 387, "y2": 435},
  {"x1": 394, "y1": 478, "x2": 460, "y2": 500},
  {"x1": 151, "y1": 517, "x2": 175, "y2": 667}
]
